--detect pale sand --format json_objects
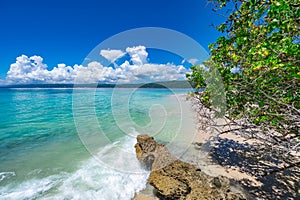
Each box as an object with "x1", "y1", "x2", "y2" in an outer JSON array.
[
  {"x1": 183, "y1": 130, "x2": 263, "y2": 187},
  {"x1": 175, "y1": 94, "x2": 262, "y2": 186},
  {"x1": 134, "y1": 94, "x2": 262, "y2": 199},
  {"x1": 134, "y1": 94, "x2": 299, "y2": 199}
]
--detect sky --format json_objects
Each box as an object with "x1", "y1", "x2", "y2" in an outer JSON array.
[{"x1": 0, "y1": 0, "x2": 226, "y2": 84}]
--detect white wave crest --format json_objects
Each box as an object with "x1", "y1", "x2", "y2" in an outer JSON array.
[{"x1": 0, "y1": 135, "x2": 149, "y2": 200}]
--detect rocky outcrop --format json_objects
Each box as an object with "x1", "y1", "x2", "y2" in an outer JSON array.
[{"x1": 135, "y1": 134, "x2": 246, "y2": 200}]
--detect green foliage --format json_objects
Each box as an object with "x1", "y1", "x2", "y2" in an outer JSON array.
[{"x1": 187, "y1": 0, "x2": 300, "y2": 139}]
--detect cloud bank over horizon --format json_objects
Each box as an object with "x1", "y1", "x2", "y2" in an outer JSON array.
[{"x1": 3, "y1": 46, "x2": 190, "y2": 85}]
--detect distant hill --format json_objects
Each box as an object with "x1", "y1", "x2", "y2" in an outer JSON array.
[
  {"x1": 115, "y1": 80, "x2": 192, "y2": 88},
  {"x1": 0, "y1": 80, "x2": 193, "y2": 89}
]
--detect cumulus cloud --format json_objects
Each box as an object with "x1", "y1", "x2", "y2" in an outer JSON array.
[
  {"x1": 100, "y1": 49, "x2": 125, "y2": 63},
  {"x1": 7, "y1": 55, "x2": 50, "y2": 83},
  {"x1": 126, "y1": 46, "x2": 148, "y2": 65},
  {"x1": 6, "y1": 46, "x2": 190, "y2": 84},
  {"x1": 118, "y1": 61, "x2": 187, "y2": 83}
]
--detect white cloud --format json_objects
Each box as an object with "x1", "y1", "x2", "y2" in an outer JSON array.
[
  {"x1": 100, "y1": 49, "x2": 125, "y2": 63},
  {"x1": 6, "y1": 55, "x2": 78, "y2": 84},
  {"x1": 126, "y1": 46, "x2": 148, "y2": 65},
  {"x1": 73, "y1": 62, "x2": 116, "y2": 83},
  {"x1": 118, "y1": 61, "x2": 188, "y2": 83},
  {"x1": 7, "y1": 55, "x2": 49, "y2": 83},
  {"x1": 5, "y1": 46, "x2": 190, "y2": 84}
]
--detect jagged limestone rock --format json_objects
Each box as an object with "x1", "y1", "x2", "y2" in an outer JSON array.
[{"x1": 135, "y1": 134, "x2": 247, "y2": 200}]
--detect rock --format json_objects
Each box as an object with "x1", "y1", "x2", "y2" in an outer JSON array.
[
  {"x1": 136, "y1": 135, "x2": 157, "y2": 153},
  {"x1": 135, "y1": 134, "x2": 247, "y2": 200},
  {"x1": 135, "y1": 135, "x2": 176, "y2": 170}
]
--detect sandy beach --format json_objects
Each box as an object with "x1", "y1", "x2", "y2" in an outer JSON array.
[{"x1": 134, "y1": 94, "x2": 300, "y2": 200}]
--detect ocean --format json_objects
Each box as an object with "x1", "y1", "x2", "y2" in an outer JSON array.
[{"x1": 0, "y1": 88, "x2": 197, "y2": 199}]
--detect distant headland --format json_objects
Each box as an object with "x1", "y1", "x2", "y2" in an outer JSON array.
[{"x1": 0, "y1": 80, "x2": 194, "y2": 89}]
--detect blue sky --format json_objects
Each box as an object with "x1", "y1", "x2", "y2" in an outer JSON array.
[{"x1": 0, "y1": 0, "x2": 226, "y2": 84}]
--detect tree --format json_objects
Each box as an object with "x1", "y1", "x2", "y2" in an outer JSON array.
[{"x1": 187, "y1": 0, "x2": 300, "y2": 148}]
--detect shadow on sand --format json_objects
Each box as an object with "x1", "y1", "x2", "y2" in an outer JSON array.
[{"x1": 206, "y1": 138, "x2": 300, "y2": 200}]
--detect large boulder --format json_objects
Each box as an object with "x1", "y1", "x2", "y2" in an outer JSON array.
[
  {"x1": 135, "y1": 134, "x2": 247, "y2": 200},
  {"x1": 135, "y1": 135, "x2": 176, "y2": 170}
]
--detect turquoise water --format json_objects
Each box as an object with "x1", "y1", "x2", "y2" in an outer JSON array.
[{"x1": 0, "y1": 88, "x2": 195, "y2": 199}]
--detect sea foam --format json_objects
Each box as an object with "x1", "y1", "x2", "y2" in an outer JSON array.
[{"x1": 0, "y1": 135, "x2": 149, "y2": 200}]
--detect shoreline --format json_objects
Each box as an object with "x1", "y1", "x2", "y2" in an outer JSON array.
[
  {"x1": 134, "y1": 134, "x2": 248, "y2": 199},
  {"x1": 173, "y1": 94, "x2": 261, "y2": 183},
  {"x1": 134, "y1": 94, "x2": 300, "y2": 200}
]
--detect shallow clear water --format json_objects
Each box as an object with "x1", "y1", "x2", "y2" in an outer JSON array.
[{"x1": 0, "y1": 88, "x2": 196, "y2": 199}]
